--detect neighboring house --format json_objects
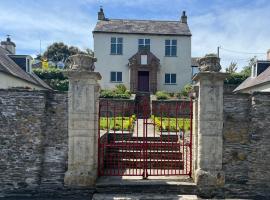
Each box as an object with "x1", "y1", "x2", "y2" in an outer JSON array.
[
  {"x1": 93, "y1": 8, "x2": 192, "y2": 93},
  {"x1": 234, "y1": 50, "x2": 270, "y2": 93},
  {"x1": 191, "y1": 57, "x2": 200, "y2": 77},
  {"x1": 0, "y1": 36, "x2": 51, "y2": 90}
]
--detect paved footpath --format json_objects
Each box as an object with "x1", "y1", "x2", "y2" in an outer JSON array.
[{"x1": 133, "y1": 118, "x2": 157, "y2": 137}]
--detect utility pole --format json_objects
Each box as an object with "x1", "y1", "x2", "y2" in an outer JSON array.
[{"x1": 217, "y1": 46, "x2": 221, "y2": 58}]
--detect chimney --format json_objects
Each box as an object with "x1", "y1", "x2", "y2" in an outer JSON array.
[
  {"x1": 267, "y1": 49, "x2": 270, "y2": 61},
  {"x1": 98, "y1": 6, "x2": 105, "y2": 20},
  {"x1": 181, "y1": 11, "x2": 187, "y2": 24},
  {"x1": 1, "y1": 35, "x2": 16, "y2": 54}
]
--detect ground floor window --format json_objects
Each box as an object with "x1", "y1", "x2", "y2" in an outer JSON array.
[
  {"x1": 165, "y1": 73, "x2": 176, "y2": 84},
  {"x1": 111, "y1": 71, "x2": 122, "y2": 82}
]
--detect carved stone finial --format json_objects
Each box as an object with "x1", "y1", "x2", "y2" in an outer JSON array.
[
  {"x1": 198, "y1": 54, "x2": 221, "y2": 72},
  {"x1": 68, "y1": 54, "x2": 97, "y2": 72}
]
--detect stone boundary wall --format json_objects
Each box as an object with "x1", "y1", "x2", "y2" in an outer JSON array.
[
  {"x1": 0, "y1": 89, "x2": 90, "y2": 197},
  {"x1": 223, "y1": 92, "x2": 270, "y2": 199},
  {"x1": 0, "y1": 89, "x2": 270, "y2": 198},
  {"x1": 152, "y1": 99, "x2": 191, "y2": 117}
]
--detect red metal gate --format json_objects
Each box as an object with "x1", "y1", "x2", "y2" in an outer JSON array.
[{"x1": 98, "y1": 97, "x2": 193, "y2": 178}]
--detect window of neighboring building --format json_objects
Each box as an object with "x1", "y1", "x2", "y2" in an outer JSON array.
[
  {"x1": 111, "y1": 37, "x2": 123, "y2": 55},
  {"x1": 165, "y1": 73, "x2": 176, "y2": 84},
  {"x1": 165, "y1": 39, "x2": 177, "y2": 56},
  {"x1": 138, "y1": 39, "x2": 150, "y2": 51},
  {"x1": 110, "y1": 71, "x2": 122, "y2": 82}
]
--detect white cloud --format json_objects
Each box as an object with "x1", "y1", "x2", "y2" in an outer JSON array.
[
  {"x1": 190, "y1": 1, "x2": 270, "y2": 70},
  {"x1": 0, "y1": 0, "x2": 269, "y2": 71}
]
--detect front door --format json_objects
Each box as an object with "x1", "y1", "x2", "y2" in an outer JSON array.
[{"x1": 138, "y1": 71, "x2": 149, "y2": 92}]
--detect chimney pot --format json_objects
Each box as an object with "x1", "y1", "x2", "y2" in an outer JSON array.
[
  {"x1": 267, "y1": 49, "x2": 270, "y2": 61},
  {"x1": 98, "y1": 6, "x2": 105, "y2": 20},
  {"x1": 181, "y1": 10, "x2": 187, "y2": 24},
  {"x1": 1, "y1": 35, "x2": 16, "y2": 54}
]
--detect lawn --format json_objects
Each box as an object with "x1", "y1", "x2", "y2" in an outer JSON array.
[
  {"x1": 151, "y1": 115, "x2": 191, "y2": 132},
  {"x1": 99, "y1": 115, "x2": 136, "y2": 131}
]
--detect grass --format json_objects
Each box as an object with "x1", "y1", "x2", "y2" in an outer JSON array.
[
  {"x1": 99, "y1": 115, "x2": 136, "y2": 131},
  {"x1": 151, "y1": 115, "x2": 191, "y2": 132}
]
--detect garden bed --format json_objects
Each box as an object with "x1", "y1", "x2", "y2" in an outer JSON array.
[
  {"x1": 151, "y1": 115, "x2": 191, "y2": 132},
  {"x1": 99, "y1": 115, "x2": 136, "y2": 131}
]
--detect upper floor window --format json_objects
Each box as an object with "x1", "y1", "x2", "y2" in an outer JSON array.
[
  {"x1": 165, "y1": 39, "x2": 177, "y2": 56},
  {"x1": 110, "y1": 71, "x2": 122, "y2": 82},
  {"x1": 138, "y1": 39, "x2": 150, "y2": 51},
  {"x1": 111, "y1": 37, "x2": 123, "y2": 55},
  {"x1": 165, "y1": 73, "x2": 176, "y2": 84}
]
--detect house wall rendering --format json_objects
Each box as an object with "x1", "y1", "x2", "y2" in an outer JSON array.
[
  {"x1": 0, "y1": 72, "x2": 44, "y2": 90},
  {"x1": 94, "y1": 33, "x2": 191, "y2": 92}
]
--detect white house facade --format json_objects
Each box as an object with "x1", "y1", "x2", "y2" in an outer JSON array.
[{"x1": 93, "y1": 8, "x2": 192, "y2": 93}]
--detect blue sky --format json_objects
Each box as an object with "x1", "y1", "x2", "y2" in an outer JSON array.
[{"x1": 0, "y1": 0, "x2": 270, "y2": 70}]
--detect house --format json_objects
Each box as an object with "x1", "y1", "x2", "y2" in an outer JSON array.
[
  {"x1": 0, "y1": 36, "x2": 51, "y2": 90},
  {"x1": 234, "y1": 50, "x2": 270, "y2": 93},
  {"x1": 93, "y1": 8, "x2": 192, "y2": 93}
]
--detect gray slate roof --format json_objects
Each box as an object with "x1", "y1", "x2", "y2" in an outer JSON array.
[
  {"x1": 93, "y1": 19, "x2": 191, "y2": 36},
  {"x1": 0, "y1": 47, "x2": 51, "y2": 90},
  {"x1": 234, "y1": 66, "x2": 270, "y2": 92}
]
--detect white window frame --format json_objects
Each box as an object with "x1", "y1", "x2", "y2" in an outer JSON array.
[
  {"x1": 138, "y1": 38, "x2": 150, "y2": 51},
  {"x1": 110, "y1": 71, "x2": 122, "y2": 82},
  {"x1": 111, "y1": 37, "x2": 123, "y2": 55},
  {"x1": 165, "y1": 73, "x2": 177, "y2": 84},
  {"x1": 165, "y1": 39, "x2": 177, "y2": 57}
]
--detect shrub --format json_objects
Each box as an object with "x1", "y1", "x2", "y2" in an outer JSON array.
[
  {"x1": 155, "y1": 91, "x2": 169, "y2": 100},
  {"x1": 100, "y1": 89, "x2": 115, "y2": 98},
  {"x1": 179, "y1": 84, "x2": 192, "y2": 98},
  {"x1": 33, "y1": 67, "x2": 68, "y2": 91},
  {"x1": 224, "y1": 73, "x2": 249, "y2": 85},
  {"x1": 33, "y1": 68, "x2": 66, "y2": 80},
  {"x1": 99, "y1": 84, "x2": 132, "y2": 99},
  {"x1": 115, "y1": 84, "x2": 127, "y2": 94}
]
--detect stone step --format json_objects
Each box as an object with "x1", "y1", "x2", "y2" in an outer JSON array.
[
  {"x1": 104, "y1": 159, "x2": 184, "y2": 169},
  {"x1": 95, "y1": 177, "x2": 197, "y2": 195},
  {"x1": 106, "y1": 142, "x2": 181, "y2": 151},
  {"x1": 108, "y1": 135, "x2": 179, "y2": 142},
  {"x1": 105, "y1": 151, "x2": 183, "y2": 160},
  {"x1": 92, "y1": 193, "x2": 199, "y2": 200}
]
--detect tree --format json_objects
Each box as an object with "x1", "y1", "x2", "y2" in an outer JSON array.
[
  {"x1": 42, "y1": 42, "x2": 93, "y2": 67},
  {"x1": 225, "y1": 62, "x2": 237, "y2": 73},
  {"x1": 240, "y1": 56, "x2": 257, "y2": 77}
]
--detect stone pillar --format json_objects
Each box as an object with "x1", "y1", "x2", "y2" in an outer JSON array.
[
  {"x1": 64, "y1": 54, "x2": 101, "y2": 187},
  {"x1": 192, "y1": 55, "x2": 228, "y2": 196}
]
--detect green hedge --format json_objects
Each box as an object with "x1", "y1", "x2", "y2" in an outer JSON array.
[
  {"x1": 155, "y1": 91, "x2": 169, "y2": 100},
  {"x1": 100, "y1": 84, "x2": 132, "y2": 99},
  {"x1": 224, "y1": 73, "x2": 249, "y2": 85},
  {"x1": 33, "y1": 68, "x2": 68, "y2": 91}
]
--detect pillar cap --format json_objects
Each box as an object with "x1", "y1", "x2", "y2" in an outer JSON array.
[
  {"x1": 193, "y1": 72, "x2": 229, "y2": 82},
  {"x1": 68, "y1": 54, "x2": 97, "y2": 72}
]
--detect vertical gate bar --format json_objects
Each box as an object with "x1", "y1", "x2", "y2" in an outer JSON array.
[
  {"x1": 113, "y1": 104, "x2": 116, "y2": 142},
  {"x1": 175, "y1": 102, "x2": 178, "y2": 175},
  {"x1": 122, "y1": 103, "x2": 124, "y2": 141},
  {"x1": 189, "y1": 99, "x2": 193, "y2": 177},
  {"x1": 160, "y1": 105, "x2": 163, "y2": 176},
  {"x1": 168, "y1": 104, "x2": 171, "y2": 175},
  {"x1": 182, "y1": 102, "x2": 185, "y2": 173},
  {"x1": 106, "y1": 101, "x2": 109, "y2": 141}
]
